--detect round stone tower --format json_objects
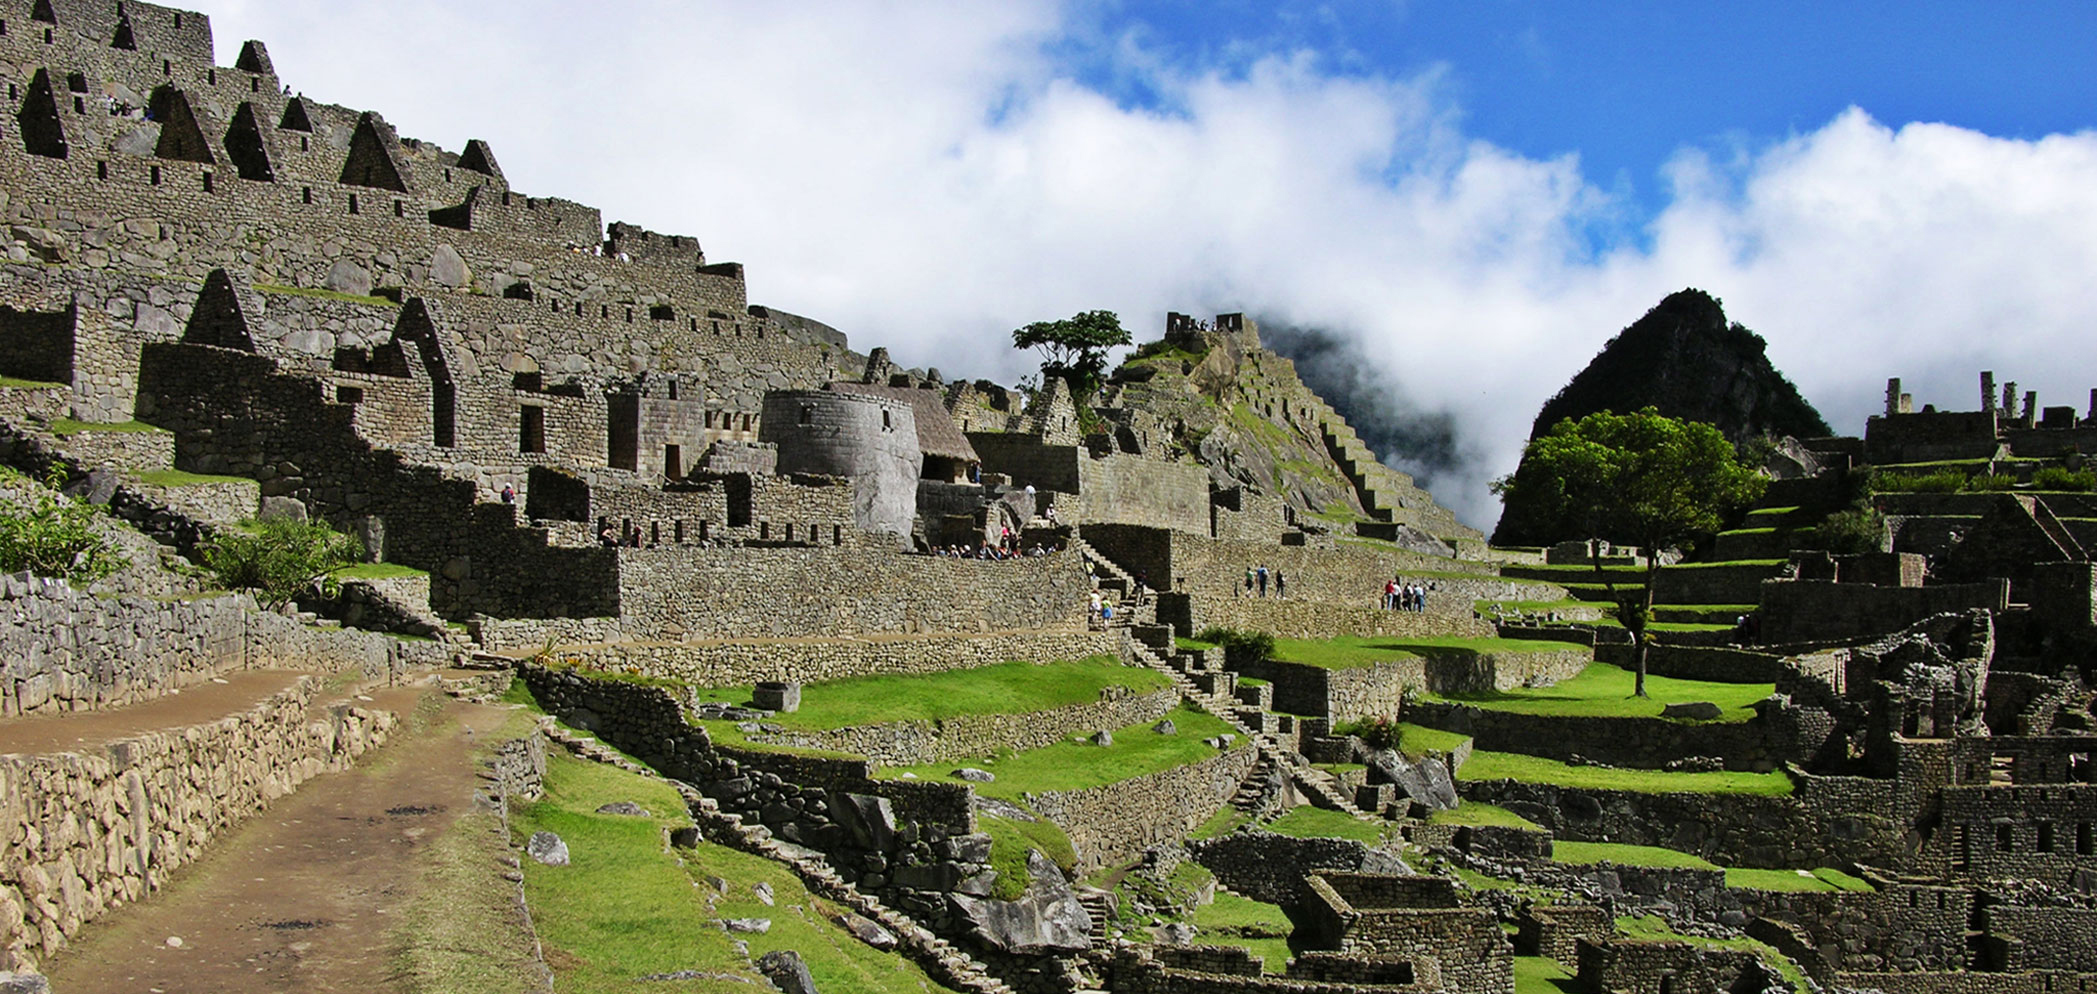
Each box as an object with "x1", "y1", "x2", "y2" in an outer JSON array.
[{"x1": 760, "y1": 390, "x2": 922, "y2": 541}]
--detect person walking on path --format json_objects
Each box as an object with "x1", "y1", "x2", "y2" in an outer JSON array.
[
  {"x1": 1256, "y1": 565, "x2": 1269, "y2": 598},
  {"x1": 1274, "y1": 569, "x2": 1286, "y2": 600}
]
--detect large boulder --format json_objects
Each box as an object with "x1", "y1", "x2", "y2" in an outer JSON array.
[
  {"x1": 1364, "y1": 748, "x2": 1458, "y2": 811},
  {"x1": 950, "y1": 849, "x2": 1091, "y2": 955},
  {"x1": 756, "y1": 950, "x2": 818, "y2": 994},
  {"x1": 526, "y1": 830, "x2": 569, "y2": 866},
  {"x1": 832, "y1": 793, "x2": 897, "y2": 853}
]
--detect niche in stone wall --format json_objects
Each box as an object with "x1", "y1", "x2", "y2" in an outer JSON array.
[
  {"x1": 607, "y1": 394, "x2": 640, "y2": 471},
  {"x1": 222, "y1": 102, "x2": 274, "y2": 181},
  {"x1": 392, "y1": 299, "x2": 455, "y2": 447},
  {"x1": 519, "y1": 405, "x2": 547, "y2": 454},
  {"x1": 279, "y1": 96, "x2": 313, "y2": 132},
  {"x1": 16, "y1": 68, "x2": 68, "y2": 159},
  {"x1": 150, "y1": 86, "x2": 216, "y2": 164}
]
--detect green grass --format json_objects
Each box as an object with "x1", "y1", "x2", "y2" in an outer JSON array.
[
  {"x1": 48, "y1": 418, "x2": 167, "y2": 436},
  {"x1": 1514, "y1": 955, "x2": 1580, "y2": 994},
  {"x1": 134, "y1": 468, "x2": 251, "y2": 487},
  {"x1": 979, "y1": 813, "x2": 1077, "y2": 900},
  {"x1": 1716, "y1": 526, "x2": 1779, "y2": 536},
  {"x1": 1270, "y1": 635, "x2": 1590, "y2": 671},
  {"x1": 1615, "y1": 916, "x2": 1808, "y2": 988},
  {"x1": 695, "y1": 655, "x2": 1166, "y2": 733},
  {"x1": 1189, "y1": 890, "x2": 1295, "y2": 975},
  {"x1": 254, "y1": 282, "x2": 397, "y2": 307},
  {"x1": 1395, "y1": 722, "x2": 1469, "y2": 758},
  {"x1": 1459, "y1": 750, "x2": 1794, "y2": 796},
  {"x1": 1427, "y1": 803, "x2": 1540, "y2": 830},
  {"x1": 1476, "y1": 599, "x2": 1600, "y2": 615},
  {"x1": 332, "y1": 562, "x2": 429, "y2": 580},
  {"x1": 1422, "y1": 662, "x2": 1771, "y2": 722},
  {"x1": 1724, "y1": 866, "x2": 1875, "y2": 893},
  {"x1": 1191, "y1": 804, "x2": 1252, "y2": 841},
  {"x1": 1263, "y1": 805, "x2": 1388, "y2": 843},
  {"x1": 1176, "y1": 636, "x2": 1218, "y2": 651},
  {"x1": 1552, "y1": 841, "x2": 1718, "y2": 870},
  {"x1": 0, "y1": 376, "x2": 64, "y2": 389},
  {"x1": 877, "y1": 703, "x2": 1240, "y2": 799},
  {"x1": 515, "y1": 749, "x2": 944, "y2": 993},
  {"x1": 1663, "y1": 558, "x2": 1787, "y2": 569}
]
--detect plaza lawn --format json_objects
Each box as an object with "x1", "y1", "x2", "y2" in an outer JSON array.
[
  {"x1": 1271, "y1": 635, "x2": 1591, "y2": 671},
  {"x1": 1552, "y1": 841, "x2": 1717, "y2": 870},
  {"x1": 1459, "y1": 750, "x2": 1794, "y2": 796},
  {"x1": 1725, "y1": 866, "x2": 1875, "y2": 893},
  {"x1": 1424, "y1": 662, "x2": 1771, "y2": 722},
  {"x1": 1615, "y1": 916, "x2": 1808, "y2": 988},
  {"x1": 1190, "y1": 889, "x2": 1296, "y2": 975},
  {"x1": 1514, "y1": 955, "x2": 1579, "y2": 994},
  {"x1": 693, "y1": 655, "x2": 1168, "y2": 732},
  {"x1": 877, "y1": 703, "x2": 1240, "y2": 800},
  {"x1": 134, "y1": 468, "x2": 251, "y2": 487}
]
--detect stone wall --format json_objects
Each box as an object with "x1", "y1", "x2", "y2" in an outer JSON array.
[
  {"x1": 1082, "y1": 525, "x2": 1512, "y2": 610},
  {"x1": 1648, "y1": 562, "x2": 1788, "y2": 605},
  {"x1": 1236, "y1": 649, "x2": 1589, "y2": 724},
  {"x1": 0, "y1": 571, "x2": 422, "y2": 717},
  {"x1": 1188, "y1": 832, "x2": 1408, "y2": 907},
  {"x1": 1761, "y1": 578, "x2": 2011, "y2": 644},
  {"x1": 1191, "y1": 598, "x2": 1498, "y2": 642},
  {"x1": 0, "y1": 676, "x2": 395, "y2": 970},
  {"x1": 1404, "y1": 703, "x2": 1803, "y2": 773},
  {"x1": 1298, "y1": 873, "x2": 1511, "y2": 994},
  {"x1": 1024, "y1": 738, "x2": 1255, "y2": 874},
  {"x1": 498, "y1": 629, "x2": 1121, "y2": 688},
  {"x1": 1071, "y1": 454, "x2": 1210, "y2": 535},
  {"x1": 757, "y1": 686, "x2": 1178, "y2": 766}
]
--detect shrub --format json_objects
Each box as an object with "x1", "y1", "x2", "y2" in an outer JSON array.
[
  {"x1": 1805, "y1": 507, "x2": 1887, "y2": 555},
  {"x1": 1195, "y1": 626, "x2": 1275, "y2": 669},
  {"x1": 204, "y1": 515, "x2": 364, "y2": 609},
  {"x1": 2032, "y1": 467, "x2": 2097, "y2": 492},
  {"x1": 1356, "y1": 715, "x2": 1399, "y2": 751},
  {"x1": 1963, "y1": 472, "x2": 2018, "y2": 492},
  {"x1": 1871, "y1": 469, "x2": 1966, "y2": 493},
  {"x1": 0, "y1": 468, "x2": 127, "y2": 583}
]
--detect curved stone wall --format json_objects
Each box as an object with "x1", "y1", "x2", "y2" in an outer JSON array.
[{"x1": 761, "y1": 390, "x2": 920, "y2": 539}]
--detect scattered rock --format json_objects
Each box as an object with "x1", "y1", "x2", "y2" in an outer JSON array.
[
  {"x1": 259, "y1": 495, "x2": 308, "y2": 523},
  {"x1": 1152, "y1": 718, "x2": 1177, "y2": 734},
  {"x1": 753, "y1": 881, "x2": 774, "y2": 906},
  {"x1": 1153, "y1": 922, "x2": 1196, "y2": 945},
  {"x1": 755, "y1": 949, "x2": 818, "y2": 994},
  {"x1": 723, "y1": 917, "x2": 771, "y2": 934},
  {"x1": 325, "y1": 258, "x2": 372, "y2": 297},
  {"x1": 0, "y1": 973, "x2": 50, "y2": 994},
  {"x1": 952, "y1": 767, "x2": 996, "y2": 782},
  {"x1": 1090, "y1": 729, "x2": 1114, "y2": 747},
  {"x1": 836, "y1": 912, "x2": 897, "y2": 950},
  {"x1": 527, "y1": 830, "x2": 570, "y2": 866},
  {"x1": 595, "y1": 801, "x2": 649, "y2": 816},
  {"x1": 1662, "y1": 701, "x2": 1723, "y2": 721},
  {"x1": 430, "y1": 244, "x2": 471, "y2": 287}
]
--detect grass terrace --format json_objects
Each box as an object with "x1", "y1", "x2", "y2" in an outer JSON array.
[
  {"x1": 0, "y1": 376, "x2": 65, "y2": 389},
  {"x1": 1422, "y1": 662, "x2": 1771, "y2": 722},
  {"x1": 333, "y1": 562, "x2": 430, "y2": 580},
  {"x1": 1189, "y1": 888, "x2": 1296, "y2": 975},
  {"x1": 1264, "y1": 804, "x2": 1389, "y2": 843},
  {"x1": 1551, "y1": 841, "x2": 1871, "y2": 893},
  {"x1": 1460, "y1": 750, "x2": 1793, "y2": 795},
  {"x1": 1614, "y1": 916, "x2": 1808, "y2": 988},
  {"x1": 693, "y1": 655, "x2": 1168, "y2": 733},
  {"x1": 1270, "y1": 635, "x2": 1592, "y2": 671},
  {"x1": 513, "y1": 748, "x2": 945, "y2": 992},
  {"x1": 876, "y1": 702, "x2": 1240, "y2": 800},
  {"x1": 48, "y1": 418, "x2": 167, "y2": 436},
  {"x1": 1426, "y1": 802, "x2": 1540, "y2": 830},
  {"x1": 134, "y1": 468, "x2": 251, "y2": 487}
]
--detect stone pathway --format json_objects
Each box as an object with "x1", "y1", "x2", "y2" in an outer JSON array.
[{"x1": 40, "y1": 690, "x2": 511, "y2": 994}]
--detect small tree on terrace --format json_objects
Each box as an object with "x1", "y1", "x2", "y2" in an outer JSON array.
[
  {"x1": 1011, "y1": 310, "x2": 1131, "y2": 404},
  {"x1": 1491, "y1": 408, "x2": 1765, "y2": 696},
  {"x1": 203, "y1": 515, "x2": 364, "y2": 611}
]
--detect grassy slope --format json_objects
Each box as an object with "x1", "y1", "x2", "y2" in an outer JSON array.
[
  {"x1": 694, "y1": 655, "x2": 1168, "y2": 732},
  {"x1": 1263, "y1": 805, "x2": 1387, "y2": 843},
  {"x1": 1425, "y1": 662, "x2": 1771, "y2": 722},
  {"x1": 878, "y1": 703, "x2": 1239, "y2": 799},
  {"x1": 1189, "y1": 889, "x2": 1295, "y2": 975},
  {"x1": 1427, "y1": 803, "x2": 1540, "y2": 830},
  {"x1": 514, "y1": 748, "x2": 945, "y2": 993}
]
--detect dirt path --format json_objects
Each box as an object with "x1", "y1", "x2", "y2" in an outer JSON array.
[
  {"x1": 42, "y1": 690, "x2": 516, "y2": 994},
  {"x1": 0, "y1": 671, "x2": 311, "y2": 756}
]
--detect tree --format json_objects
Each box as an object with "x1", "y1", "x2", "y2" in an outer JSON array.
[
  {"x1": 1492, "y1": 408, "x2": 1765, "y2": 696},
  {"x1": 0, "y1": 468, "x2": 128, "y2": 583},
  {"x1": 203, "y1": 515, "x2": 364, "y2": 610},
  {"x1": 1011, "y1": 310, "x2": 1130, "y2": 402}
]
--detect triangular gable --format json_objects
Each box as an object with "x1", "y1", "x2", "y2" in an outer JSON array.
[
  {"x1": 339, "y1": 111, "x2": 408, "y2": 192},
  {"x1": 15, "y1": 68, "x2": 68, "y2": 159},
  {"x1": 278, "y1": 96, "x2": 312, "y2": 132},
  {"x1": 235, "y1": 40, "x2": 275, "y2": 76},
  {"x1": 150, "y1": 85, "x2": 216, "y2": 164},
  {"x1": 223, "y1": 102, "x2": 274, "y2": 181},
  {"x1": 30, "y1": 0, "x2": 55, "y2": 23},
  {"x1": 111, "y1": 13, "x2": 137, "y2": 50},
  {"x1": 182, "y1": 270, "x2": 258, "y2": 352},
  {"x1": 457, "y1": 139, "x2": 503, "y2": 179}
]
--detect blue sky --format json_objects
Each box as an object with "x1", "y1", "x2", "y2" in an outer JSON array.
[{"x1": 212, "y1": 1, "x2": 2097, "y2": 527}]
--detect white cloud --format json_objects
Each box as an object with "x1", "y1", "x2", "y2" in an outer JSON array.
[{"x1": 204, "y1": 3, "x2": 2097, "y2": 529}]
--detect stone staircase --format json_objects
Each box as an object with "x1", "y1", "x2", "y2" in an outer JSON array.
[
  {"x1": 1070, "y1": 532, "x2": 1155, "y2": 630},
  {"x1": 1075, "y1": 887, "x2": 1117, "y2": 947},
  {"x1": 1316, "y1": 413, "x2": 1475, "y2": 541}
]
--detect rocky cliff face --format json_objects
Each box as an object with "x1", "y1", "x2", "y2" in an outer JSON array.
[{"x1": 1493, "y1": 289, "x2": 1829, "y2": 546}]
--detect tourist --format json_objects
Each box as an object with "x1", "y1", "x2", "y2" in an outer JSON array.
[
  {"x1": 1384, "y1": 577, "x2": 1398, "y2": 610},
  {"x1": 1089, "y1": 590, "x2": 1102, "y2": 628},
  {"x1": 1256, "y1": 564, "x2": 1269, "y2": 598},
  {"x1": 500, "y1": 483, "x2": 515, "y2": 504},
  {"x1": 1044, "y1": 504, "x2": 1057, "y2": 525},
  {"x1": 1244, "y1": 566, "x2": 1256, "y2": 598},
  {"x1": 1274, "y1": 569, "x2": 1286, "y2": 600},
  {"x1": 598, "y1": 523, "x2": 617, "y2": 547}
]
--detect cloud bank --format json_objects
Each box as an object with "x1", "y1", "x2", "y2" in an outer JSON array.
[{"x1": 206, "y1": 1, "x2": 2097, "y2": 528}]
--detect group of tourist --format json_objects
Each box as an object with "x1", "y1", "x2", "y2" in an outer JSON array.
[
  {"x1": 1240, "y1": 564, "x2": 1286, "y2": 598},
  {"x1": 934, "y1": 542, "x2": 1059, "y2": 560},
  {"x1": 597, "y1": 522, "x2": 646, "y2": 548},
  {"x1": 1384, "y1": 577, "x2": 1432, "y2": 612}
]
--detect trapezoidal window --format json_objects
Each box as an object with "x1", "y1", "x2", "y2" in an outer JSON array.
[{"x1": 519, "y1": 405, "x2": 546, "y2": 454}]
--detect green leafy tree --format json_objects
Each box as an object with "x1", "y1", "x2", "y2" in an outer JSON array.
[
  {"x1": 0, "y1": 468, "x2": 128, "y2": 583},
  {"x1": 1012, "y1": 310, "x2": 1131, "y2": 402},
  {"x1": 204, "y1": 515, "x2": 364, "y2": 610},
  {"x1": 1492, "y1": 408, "x2": 1766, "y2": 696}
]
